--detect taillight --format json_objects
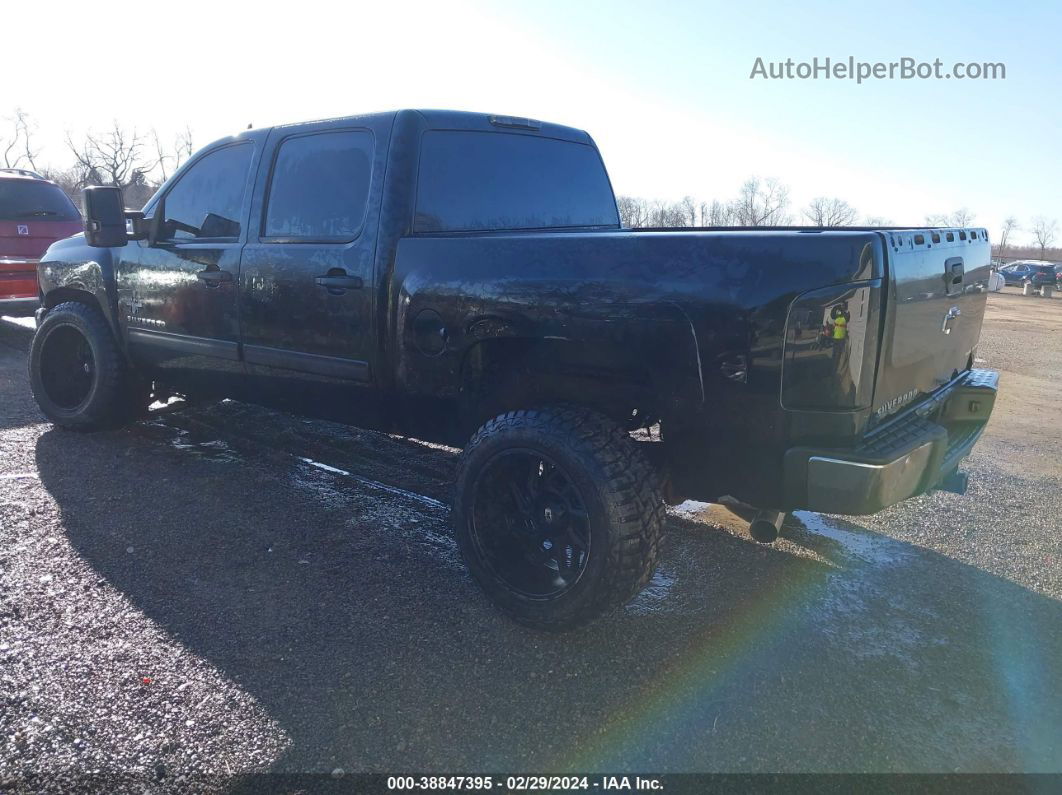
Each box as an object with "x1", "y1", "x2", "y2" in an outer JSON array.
[{"x1": 781, "y1": 281, "x2": 882, "y2": 410}]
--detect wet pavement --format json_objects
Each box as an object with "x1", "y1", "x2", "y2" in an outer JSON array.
[{"x1": 1, "y1": 291, "x2": 1060, "y2": 782}]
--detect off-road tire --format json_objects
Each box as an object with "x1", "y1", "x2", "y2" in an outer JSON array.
[
  {"x1": 454, "y1": 406, "x2": 665, "y2": 631},
  {"x1": 29, "y1": 301, "x2": 142, "y2": 431}
]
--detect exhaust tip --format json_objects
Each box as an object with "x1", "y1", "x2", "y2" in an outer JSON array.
[
  {"x1": 749, "y1": 519, "x2": 779, "y2": 544},
  {"x1": 749, "y1": 509, "x2": 785, "y2": 544}
]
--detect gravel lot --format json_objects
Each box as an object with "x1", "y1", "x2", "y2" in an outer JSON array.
[{"x1": 1, "y1": 287, "x2": 1060, "y2": 787}]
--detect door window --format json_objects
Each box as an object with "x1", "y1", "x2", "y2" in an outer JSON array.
[
  {"x1": 159, "y1": 143, "x2": 254, "y2": 241},
  {"x1": 263, "y1": 130, "x2": 374, "y2": 242}
]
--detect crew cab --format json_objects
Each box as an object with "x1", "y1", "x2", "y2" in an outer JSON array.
[
  {"x1": 29, "y1": 110, "x2": 998, "y2": 629},
  {"x1": 0, "y1": 169, "x2": 81, "y2": 316}
]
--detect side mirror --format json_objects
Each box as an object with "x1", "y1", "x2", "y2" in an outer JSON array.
[{"x1": 83, "y1": 186, "x2": 128, "y2": 248}]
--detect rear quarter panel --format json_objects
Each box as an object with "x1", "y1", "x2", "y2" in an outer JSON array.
[{"x1": 390, "y1": 229, "x2": 883, "y2": 441}]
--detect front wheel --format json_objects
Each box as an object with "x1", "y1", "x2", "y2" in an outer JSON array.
[
  {"x1": 29, "y1": 301, "x2": 143, "y2": 431},
  {"x1": 454, "y1": 407, "x2": 665, "y2": 631}
]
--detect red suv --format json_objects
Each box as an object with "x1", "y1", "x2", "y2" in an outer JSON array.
[{"x1": 0, "y1": 169, "x2": 82, "y2": 317}]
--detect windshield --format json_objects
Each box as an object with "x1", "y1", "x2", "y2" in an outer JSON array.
[{"x1": 0, "y1": 180, "x2": 80, "y2": 222}]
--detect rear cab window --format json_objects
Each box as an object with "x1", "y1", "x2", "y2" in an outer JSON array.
[
  {"x1": 414, "y1": 131, "x2": 618, "y2": 233},
  {"x1": 0, "y1": 180, "x2": 80, "y2": 221}
]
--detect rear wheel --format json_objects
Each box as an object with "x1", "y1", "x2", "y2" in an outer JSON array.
[
  {"x1": 29, "y1": 301, "x2": 144, "y2": 431},
  {"x1": 454, "y1": 406, "x2": 665, "y2": 631}
]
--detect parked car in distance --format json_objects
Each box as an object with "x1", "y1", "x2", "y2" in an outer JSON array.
[
  {"x1": 999, "y1": 260, "x2": 1056, "y2": 288},
  {"x1": 28, "y1": 110, "x2": 998, "y2": 629},
  {"x1": 0, "y1": 169, "x2": 82, "y2": 317},
  {"x1": 1023, "y1": 264, "x2": 1058, "y2": 290}
]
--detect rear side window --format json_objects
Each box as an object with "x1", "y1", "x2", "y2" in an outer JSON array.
[
  {"x1": 263, "y1": 130, "x2": 374, "y2": 241},
  {"x1": 161, "y1": 143, "x2": 254, "y2": 240},
  {"x1": 414, "y1": 131, "x2": 618, "y2": 233},
  {"x1": 0, "y1": 180, "x2": 80, "y2": 221}
]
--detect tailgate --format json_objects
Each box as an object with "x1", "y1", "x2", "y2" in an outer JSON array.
[
  {"x1": 0, "y1": 219, "x2": 82, "y2": 260},
  {"x1": 872, "y1": 228, "x2": 991, "y2": 425}
]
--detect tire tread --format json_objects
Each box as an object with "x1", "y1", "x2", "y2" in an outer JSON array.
[{"x1": 455, "y1": 405, "x2": 665, "y2": 631}]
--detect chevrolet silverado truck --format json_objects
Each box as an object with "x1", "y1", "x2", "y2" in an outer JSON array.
[{"x1": 28, "y1": 110, "x2": 998, "y2": 629}]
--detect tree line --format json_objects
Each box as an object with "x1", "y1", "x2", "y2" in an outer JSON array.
[
  {"x1": 1, "y1": 108, "x2": 193, "y2": 210},
  {"x1": 619, "y1": 183, "x2": 1060, "y2": 262},
  {"x1": 3, "y1": 108, "x2": 1059, "y2": 262}
]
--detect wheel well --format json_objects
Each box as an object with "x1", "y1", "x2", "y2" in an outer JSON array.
[
  {"x1": 45, "y1": 288, "x2": 100, "y2": 313},
  {"x1": 460, "y1": 337, "x2": 660, "y2": 431}
]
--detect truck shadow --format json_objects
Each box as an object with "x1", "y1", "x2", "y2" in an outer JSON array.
[
  {"x1": 34, "y1": 410, "x2": 1062, "y2": 775},
  {"x1": 0, "y1": 320, "x2": 39, "y2": 432}
]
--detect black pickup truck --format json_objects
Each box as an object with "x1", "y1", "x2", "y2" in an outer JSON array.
[{"x1": 29, "y1": 110, "x2": 998, "y2": 629}]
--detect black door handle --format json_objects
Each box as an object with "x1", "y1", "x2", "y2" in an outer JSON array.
[
  {"x1": 197, "y1": 269, "x2": 233, "y2": 286},
  {"x1": 315, "y1": 274, "x2": 363, "y2": 291}
]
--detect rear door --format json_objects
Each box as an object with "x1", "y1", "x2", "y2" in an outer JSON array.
[
  {"x1": 238, "y1": 117, "x2": 388, "y2": 418},
  {"x1": 872, "y1": 229, "x2": 991, "y2": 422}
]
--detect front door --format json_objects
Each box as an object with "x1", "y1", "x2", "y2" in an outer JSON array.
[
  {"x1": 238, "y1": 121, "x2": 384, "y2": 422},
  {"x1": 117, "y1": 140, "x2": 259, "y2": 397}
]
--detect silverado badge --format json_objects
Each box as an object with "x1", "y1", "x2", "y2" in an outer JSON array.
[{"x1": 875, "y1": 388, "x2": 919, "y2": 419}]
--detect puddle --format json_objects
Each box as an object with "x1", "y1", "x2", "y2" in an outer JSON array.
[
  {"x1": 790, "y1": 513, "x2": 936, "y2": 663},
  {"x1": 626, "y1": 566, "x2": 678, "y2": 615},
  {"x1": 168, "y1": 430, "x2": 240, "y2": 463},
  {"x1": 296, "y1": 457, "x2": 449, "y2": 511},
  {"x1": 289, "y1": 463, "x2": 459, "y2": 566},
  {"x1": 792, "y1": 511, "x2": 910, "y2": 567},
  {"x1": 141, "y1": 420, "x2": 241, "y2": 464}
]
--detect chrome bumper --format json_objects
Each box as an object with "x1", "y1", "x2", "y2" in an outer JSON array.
[{"x1": 783, "y1": 369, "x2": 998, "y2": 515}]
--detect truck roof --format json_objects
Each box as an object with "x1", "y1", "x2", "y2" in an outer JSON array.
[{"x1": 262, "y1": 109, "x2": 593, "y2": 145}]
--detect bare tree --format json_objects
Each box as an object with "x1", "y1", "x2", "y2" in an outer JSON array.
[
  {"x1": 66, "y1": 122, "x2": 159, "y2": 189},
  {"x1": 706, "y1": 199, "x2": 737, "y2": 226},
  {"x1": 617, "y1": 196, "x2": 704, "y2": 229},
  {"x1": 37, "y1": 167, "x2": 85, "y2": 205},
  {"x1": 1031, "y1": 216, "x2": 1058, "y2": 261},
  {"x1": 863, "y1": 216, "x2": 894, "y2": 226},
  {"x1": 732, "y1": 177, "x2": 790, "y2": 226},
  {"x1": 926, "y1": 208, "x2": 977, "y2": 227},
  {"x1": 803, "y1": 197, "x2": 858, "y2": 227},
  {"x1": 153, "y1": 126, "x2": 194, "y2": 182},
  {"x1": 997, "y1": 216, "x2": 1019, "y2": 259},
  {"x1": 679, "y1": 195, "x2": 698, "y2": 227},
  {"x1": 616, "y1": 195, "x2": 649, "y2": 228},
  {"x1": 63, "y1": 121, "x2": 189, "y2": 208},
  {"x1": 1, "y1": 109, "x2": 39, "y2": 170}
]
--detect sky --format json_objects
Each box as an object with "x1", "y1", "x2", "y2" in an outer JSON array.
[{"x1": 4, "y1": 0, "x2": 1059, "y2": 245}]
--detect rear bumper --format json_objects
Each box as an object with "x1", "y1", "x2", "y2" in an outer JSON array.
[
  {"x1": 0, "y1": 296, "x2": 39, "y2": 317},
  {"x1": 782, "y1": 368, "x2": 998, "y2": 515}
]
